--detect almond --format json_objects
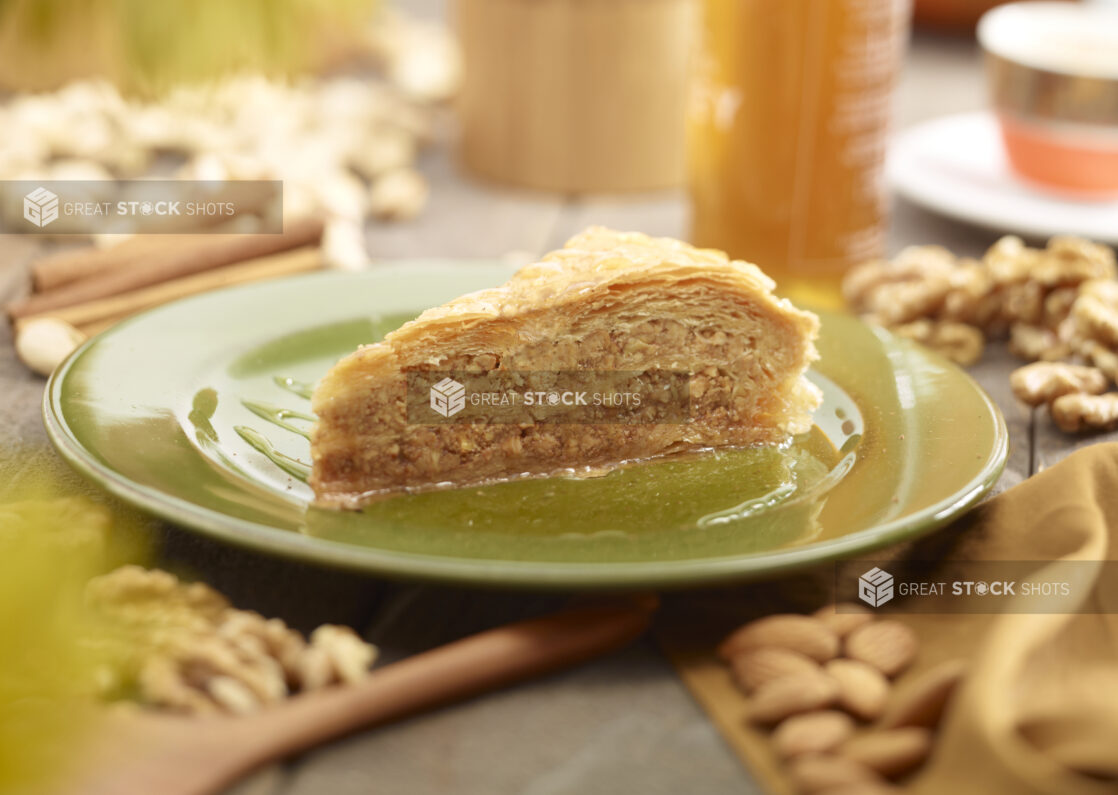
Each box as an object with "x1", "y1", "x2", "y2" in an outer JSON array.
[
  {"x1": 840, "y1": 727, "x2": 933, "y2": 778},
  {"x1": 880, "y1": 659, "x2": 967, "y2": 729},
  {"x1": 719, "y1": 614, "x2": 840, "y2": 663},
  {"x1": 746, "y1": 669, "x2": 839, "y2": 724},
  {"x1": 813, "y1": 602, "x2": 875, "y2": 638},
  {"x1": 786, "y1": 754, "x2": 885, "y2": 793},
  {"x1": 729, "y1": 647, "x2": 820, "y2": 693},
  {"x1": 844, "y1": 620, "x2": 918, "y2": 677},
  {"x1": 825, "y1": 658, "x2": 891, "y2": 721},
  {"x1": 772, "y1": 710, "x2": 855, "y2": 758}
]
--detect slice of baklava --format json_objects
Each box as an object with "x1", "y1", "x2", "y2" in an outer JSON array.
[{"x1": 310, "y1": 228, "x2": 821, "y2": 508}]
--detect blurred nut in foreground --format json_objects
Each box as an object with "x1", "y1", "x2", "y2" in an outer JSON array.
[
  {"x1": 308, "y1": 625, "x2": 378, "y2": 686},
  {"x1": 772, "y1": 710, "x2": 855, "y2": 758},
  {"x1": 718, "y1": 614, "x2": 840, "y2": 663},
  {"x1": 812, "y1": 603, "x2": 874, "y2": 639},
  {"x1": 15, "y1": 317, "x2": 86, "y2": 376},
  {"x1": 87, "y1": 566, "x2": 379, "y2": 715},
  {"x1": 824, "y1": 658, "x2": 891, "y2": 721},
  {"x1": 746, "y1": 669, "x2": 840, "y2": 725},
  {"x1": 840, "y1": 727, "x2": 934, "y2": 778},
  {"x1": 844, "y1": 621, "x2": 918, "y2": 678},
  {"x1": 730, "y1": 647, "x2": 821, "y2": 694}
]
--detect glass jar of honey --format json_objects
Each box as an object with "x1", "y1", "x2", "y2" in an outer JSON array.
[{"x1": 688, "y1": 0, "x2": 911, "y2": 308}]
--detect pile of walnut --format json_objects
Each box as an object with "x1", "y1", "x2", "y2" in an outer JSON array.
[
  {"x1": 844, "y1": 235, "x2": 1118, "y2": 433},
  {"x1": 85, "y1": 565, "x2": 377, "y2": 716},
  {"x1": 721, "y1": 605, "x2": 966, "y2": 794}
]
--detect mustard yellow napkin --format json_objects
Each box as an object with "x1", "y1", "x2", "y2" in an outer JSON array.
[{"x1": 659, "y1": 442, "x2": 1118, "y2": 795}]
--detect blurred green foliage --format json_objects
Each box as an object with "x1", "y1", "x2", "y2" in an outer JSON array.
[
  {"x1": 0, "y1": 0, "x2": 374, "y2": 93},
  {"x1": 0, "y1": 453, "x2": 147, "y2": 792}
]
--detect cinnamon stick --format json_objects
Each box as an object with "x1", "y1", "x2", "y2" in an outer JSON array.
[
  {"x1": 7, "y1": 217, "x2": 325, "y2": 321},
  {"x1": 17, "y1": 246, "x2": 324, "y2": 337},
  {"x1": 31, "y1": 235, "x2": 181, "y2": 292}
]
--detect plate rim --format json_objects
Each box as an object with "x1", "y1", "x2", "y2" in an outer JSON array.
[
  {"x1": 888, "y1": 109, "x2": 1118, "y2": 244},
  {"x1": 43, "y1": 266, "x2": 1009, "y2": 590}
]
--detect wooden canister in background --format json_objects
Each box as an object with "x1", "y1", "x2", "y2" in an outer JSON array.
[{"x1": 455, "y1": 0, "x2": 696, "y2": 193}]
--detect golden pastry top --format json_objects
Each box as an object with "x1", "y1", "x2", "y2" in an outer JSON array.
[{"x1": 388, "y1": 228, "x2": 784, "y2": 343}]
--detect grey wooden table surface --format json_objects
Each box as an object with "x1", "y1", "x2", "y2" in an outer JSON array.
[{"x1": 1, "y1": 9, "x2": 1111, "y2": 794}]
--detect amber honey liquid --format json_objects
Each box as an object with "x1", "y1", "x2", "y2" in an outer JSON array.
[{"x1": 688, "y1": 0, "x2": 909, "y2": 308}]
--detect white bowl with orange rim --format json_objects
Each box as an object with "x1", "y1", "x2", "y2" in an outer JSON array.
[{"x1": 978, "y1": 1, "x2": 1118, "y2": 196}]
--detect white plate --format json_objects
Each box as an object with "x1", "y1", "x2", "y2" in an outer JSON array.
[{"x1": 887, "y1": 111, "x2": 1118, "y2": 243}]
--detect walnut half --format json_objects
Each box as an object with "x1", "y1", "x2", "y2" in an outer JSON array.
[
  {"x1": 891, "y1": 320, "x2": 984, "y2": 366},
  {"x1": 1009, "y1": 362, "x2": 1108, "y2": 407},
  {"x1": 1050, "y1": 393, "x2": 1118, "y2": 433},
  {"x1": 1007, "y1": 324, "x2": 1072, "y2": 363}
]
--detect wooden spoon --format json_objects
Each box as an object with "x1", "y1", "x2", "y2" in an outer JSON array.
[{"x1": 56, "y1": 600, "x2": 654, "y2": 795}]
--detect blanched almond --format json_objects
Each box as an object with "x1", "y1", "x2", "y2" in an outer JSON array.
[
  {"x1": 729, "y1": 647, "x2": 820, "y2": 693},
  {"x1": 840, "y1": 727, "x2": 933, "y2": 778},
  {"x1": 787, "y1": 754, "x2": 885, "y2": 793},
  {"x1": 772, "y1": 710, "x2": 855, "y2": 758},
  {"x1": 746, "y1": 669, "x2": 839, "y2": 724},
  {"x1": 719, "y1": 615, "x2": 840, "y2": 663},
  {"x1": 844, "y1": 621, "x2": 918, "y2": 677},
  {"x1": 813, "y1": 602, "x2": 875, "y2": 638},
  {"x1": 880, "y1": 659, "x2": 967, "y2": 729},
  {"x1": 825, "y1": 658, "x2": 891, "y2": 721},
  {"x1": 15, "y1": 317, "x2": 86, "y2": 376}
]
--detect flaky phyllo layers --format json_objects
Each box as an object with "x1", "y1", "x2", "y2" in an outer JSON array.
[{"x1": 310, "y1": 228, "x2": 821, "y2": 508}]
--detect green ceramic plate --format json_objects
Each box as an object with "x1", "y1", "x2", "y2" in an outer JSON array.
[{"x1": 44, "y1": 265, "x2": 1007, "y2": 589}]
